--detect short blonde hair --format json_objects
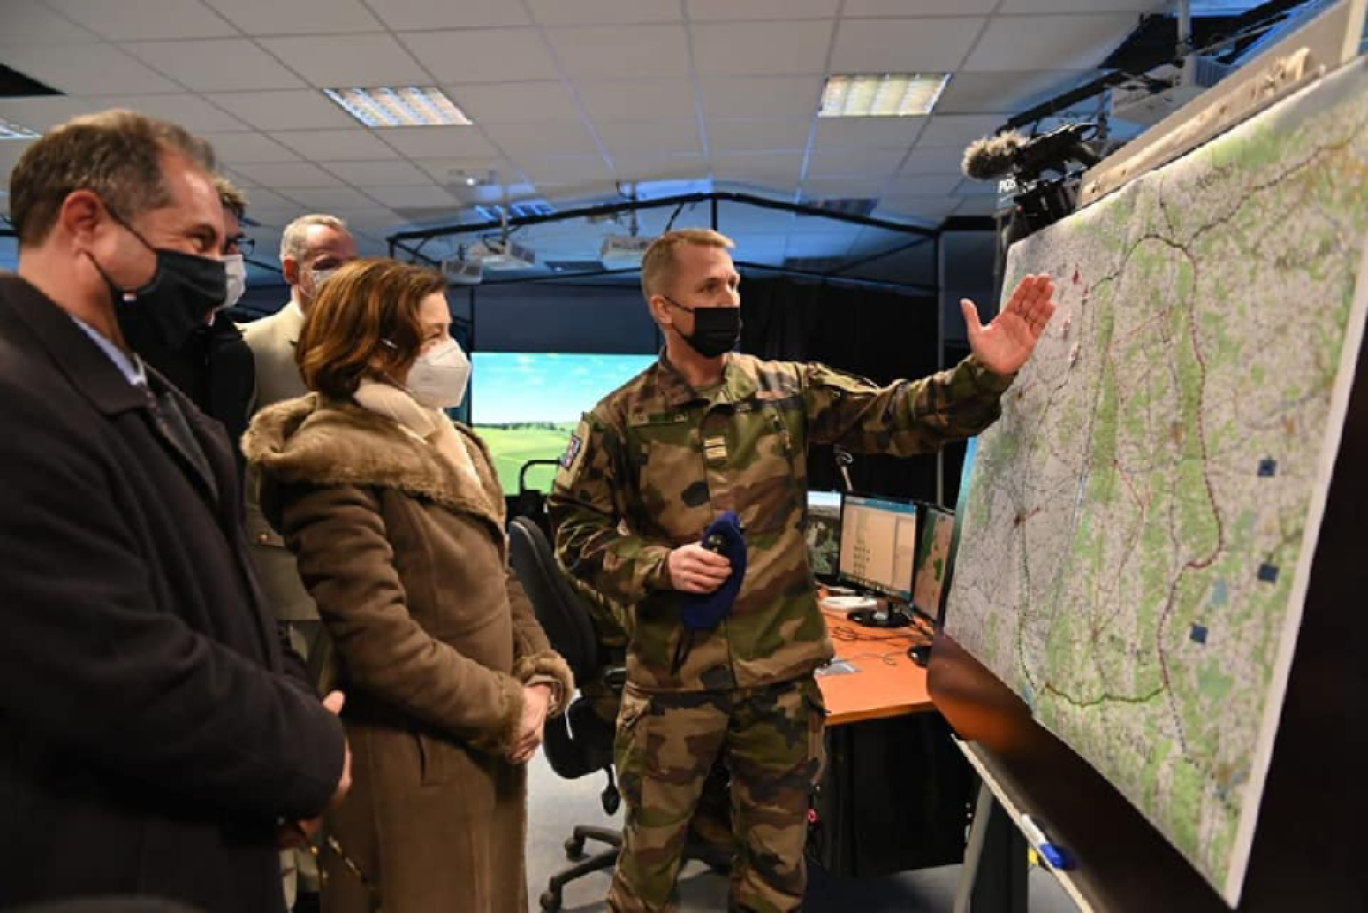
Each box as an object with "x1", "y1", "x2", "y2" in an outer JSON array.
[
  {"x1": 640, "y1": 228, "x2": 734, "y2": 300},
  {"x1": 279, "y1": 213, "x2": 348, "y2": 263}
]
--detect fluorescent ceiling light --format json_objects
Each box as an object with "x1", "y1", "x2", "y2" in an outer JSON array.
[
  {"x1": 819, "y1": 74, "x2": 950, "y2": 118},
  {"x1": 322, "y1": 86, "x2": 471, "y2": 128},
  {"x1": 0, "y1": 117, "x2": 39, "y2": 141}
]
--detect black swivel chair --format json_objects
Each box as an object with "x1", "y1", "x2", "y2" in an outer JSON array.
[{"x1": 508, "y1": 516, "x2": 627, "y2": 912}]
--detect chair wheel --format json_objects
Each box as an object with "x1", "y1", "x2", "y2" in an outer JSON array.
[
  {"x1": 564, "y1": 836, "x2": 586, "y2": 860},
  {"x1": 540, "y1": 889, "x2": 562, "y2": 911}
]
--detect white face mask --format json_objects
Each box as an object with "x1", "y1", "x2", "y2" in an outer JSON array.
[
  {"x1": 407, "y1": 338, "x2": 470, "y2": 410},
  {"x1": 217, "y1": 254, "x2": 247, "y2": 312}
]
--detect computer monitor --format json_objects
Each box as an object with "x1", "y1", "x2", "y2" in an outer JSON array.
[
  {"x1": 805, "y1": 490, "x2": 842, "y2": 581},
  {"x1": 912, "y1": 504, "x2": 956, "y2": 625},
  {"x1": 838, "y1": 493, "x2": 918, "y2": 603}
]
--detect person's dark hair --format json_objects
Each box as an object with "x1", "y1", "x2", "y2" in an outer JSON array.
[
  {"x1": 8, "y1": 108, "x2": 216, "y2": 247},
  {"x1": 297, "y1": 258, "x2": 447, "y2": 400},
  {"x1": 214, "y1": 175, "x2": 248, "y2": 220}
]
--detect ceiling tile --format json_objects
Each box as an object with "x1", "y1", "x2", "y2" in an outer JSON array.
[
  {"x1": 276, "y1": 187, "x2": 381, "y2": 210},
  {"x1": 964, "y1": 14, "x2": 1142, "y2": 71},
  {"x1": 547, "y1": 25, "x2": 690, "y2": 79},
  {"x1": 411, "y1": 157, "x2": 523, "y2": 184},
  {"x1": 874, "y1": 194, "x2": 962, "y2": 220},
  {"x1": 257, "y1": 34, "x2": 432, "y2": 87},
  {"x1": 272, "y1": 129, "x2": 397, "y2": 161},
  {"x1": 365, "y1": 0, "x2": 529, "y2": 29},
  {"x1": 998, "y1": 0, "x2": 1165, "y2": 11},
  {"x1": 82, "y1": 93, "x2": 249, "y2": 133},
  {"x1": 801, "y1": 176, "x2": 891, "y2": 198},
  {"x1": 400, "y1": 29, "x2": 559, "y2": 83},
  {"x1": 844, "y1": 0, "x2": 998, "y2": 13},
  {"x1": 0, "y1": 96, "x2": 113, "y2": 132},
  {"x1": 915, "y1": 113, "x2": 1005, "y2": 147},
  {"x1": 613, "y1": 154, "x2": 707, "y2": 181},
  {"x1": 376, "y1": 126, "x2": 500, "y2": 159},
  {"x1": 362, "y1": 183, "x2": 463, "y2": 208},
  {"x1": 529, "y1": 0, "x2": 680, "y2": 24},
  {"x1": 201, "y1": 131, "x2": 300, "y2": 163},
  {"x1": 124, "y1": 39, "x2": 306, "y2": 92},
  {"x1": 231, "y1": 161, "x2": 345, "y2": 187},
  {"x1": 597, "y1": 120, "x2": 702, "y2": 158},
  {"x1": 0, "y1": 43, "x2": 180, "y2": 95},
  {"x1": 207, "y1": 90, "x2": 358, "y2": 130},
  {"x1": 711, "y1": 151, "x2": 805, "y2": 185},
  {"x1": 577, "y1": 80, "x2": 696, "y2": 121},
  {"x1": 831, "y1": 17, "x2": 985, "y2": 73},
  {"x1": 887, "y1": 174, "x2": 962, "y2": 195},
  {"x1": 517, "y1": 156, "x2": 614, "y2": 184},
  {"x1": 201, "y1": 0, "x2": 383, "y2": 35},
  {"x1": 692, "y1": 21, "x2": 833, "y2": 76},
  {"x1": 687, "y1": 0, "x2": 841, "y2": 19},
  {"x1": 230, "y1": 186, "x2": 298, "y2": 210},
  {"x1": 482, "y1": 121, "x2": 601, "y2": 156},
  {"x1": 699, "y1": 77, "x2": 824, "y2": 119},
  {"x1": 448, "y1": 82, "x2": 580, "y2": 124},
  {"x1": 244, "y1": 207, "x2": 303, "y2": 228},
  {"x1": 899, "y1": 145, "x2": 971, "y2": 174},
  {"x1": 321, "y1": 160, "x2": 434, "y2": 186},
  {"x1": 706, "y1": 119, "x2": 812, "y2": 153},
  {"x1": 45, "y1": 0, "x2": 237, "y2": 40},
  {"x1": 0, "y1": 0, "x2": 101, "y2": 43},
  {"x1": 812, "y1": 117, "x2": 926, "y2": 150},
  {"x1": 935, "y1": 70, "x2": 1085, "y2": 114},
  {"x1": 806, "y1": 147, "x2": 907, "y2": 176}
]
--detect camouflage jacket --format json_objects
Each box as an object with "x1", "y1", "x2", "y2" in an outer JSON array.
[{"x1": 549, "y1": 352, "x2": 1013, "y2": 692}]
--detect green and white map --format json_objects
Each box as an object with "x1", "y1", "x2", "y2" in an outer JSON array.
[{"x1": 946, "y1": 58, "x2": 1368, "y2": 904}]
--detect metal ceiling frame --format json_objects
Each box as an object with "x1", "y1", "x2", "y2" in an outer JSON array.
[{"x1": 385, "y1": 190, "x2": 943, "y2": 295}]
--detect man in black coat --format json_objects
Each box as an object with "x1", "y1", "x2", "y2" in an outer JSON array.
[
  {"x1": 118, "y1": 175, "x2": 256, "y2": 480},
  {"x1": 0, "y1": 110, "x2": 349, "y2": 911}
]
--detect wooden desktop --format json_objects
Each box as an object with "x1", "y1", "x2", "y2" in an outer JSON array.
[{"x1": 818, "y1": 606, "x2": 935, "y2": 726}]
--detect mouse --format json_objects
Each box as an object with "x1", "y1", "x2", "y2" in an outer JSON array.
[{"x1": 907, "y1": 644, "x2": 932, "y2": 667}]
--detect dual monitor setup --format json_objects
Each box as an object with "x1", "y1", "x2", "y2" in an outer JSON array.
[{"x1": 806, "y1": 490, "x2": 957, "y2": 640}]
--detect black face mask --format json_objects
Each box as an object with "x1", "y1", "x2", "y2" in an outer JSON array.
[
  {"x1": 665, "y1": 296, "x2": 742, "y2": 359},
  {"x1": 93, "y1": 209, "x2": 227, "y2": 352}
]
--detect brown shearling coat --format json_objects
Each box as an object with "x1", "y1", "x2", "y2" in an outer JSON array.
[{"x1": 244, "y1": 394, "x2": 573, "y2": 913}]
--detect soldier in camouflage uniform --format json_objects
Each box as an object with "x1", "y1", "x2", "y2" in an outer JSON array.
[{"x1": 550, "y1": 229, "x2": 1055, "y2": 912}]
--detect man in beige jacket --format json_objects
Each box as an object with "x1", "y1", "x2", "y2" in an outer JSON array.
[
  {"x1": 240, "y1": 213, "x2": 355, "y2": 912},
  {"x1": 243, "y1": 214, "x2": 356, "y2": 646}
]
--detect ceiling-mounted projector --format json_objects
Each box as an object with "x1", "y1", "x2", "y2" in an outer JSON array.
[
  {"x1": 442, "y1": 258, "x2": 483, "y2": 286},
  {"x1": 600, "y1": 234, "x2": 655, "y2": 267},
  {"x1": 467, "y1": 237, "x2": 536, "y2": 270}
]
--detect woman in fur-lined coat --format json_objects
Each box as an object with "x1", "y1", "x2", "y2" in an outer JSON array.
[{"x1": 242, "y1": 259, "x2": 573, "y2": 913}]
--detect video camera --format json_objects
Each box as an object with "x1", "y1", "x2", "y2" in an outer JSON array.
[{"x1": 962, "y1": 122, "x2": 1106, "y2": 244}]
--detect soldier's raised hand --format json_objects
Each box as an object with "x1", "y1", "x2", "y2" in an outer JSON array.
[{"x1": 668, "y1": 542, "x2": 732, "y2": 594}]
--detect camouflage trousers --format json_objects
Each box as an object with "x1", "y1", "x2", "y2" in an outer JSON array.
[{"x1": 609, "y1": 677, "x2": 827, "y2": 913}]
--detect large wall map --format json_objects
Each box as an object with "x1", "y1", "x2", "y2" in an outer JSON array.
[{"x1": 945, "y1": 58, "x2": 1368, "y2": 904}]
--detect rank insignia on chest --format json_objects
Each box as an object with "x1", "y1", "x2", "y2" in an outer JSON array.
[{"x1": 704, "y1": 435, "x2": 728, "y2": 462}]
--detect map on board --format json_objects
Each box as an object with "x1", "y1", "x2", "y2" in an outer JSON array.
[{"x1": 945, "y1": 57, "x2": 1368, "y2": 905}]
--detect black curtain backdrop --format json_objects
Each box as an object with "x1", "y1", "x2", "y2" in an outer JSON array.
[{"x1": 740, "y1": 277, "x2": 957, "y2": 505}]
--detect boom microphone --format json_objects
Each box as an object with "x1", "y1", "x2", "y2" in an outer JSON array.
[{"x1": 962, "y1": 131, "x2": 1028, "y2": 181}]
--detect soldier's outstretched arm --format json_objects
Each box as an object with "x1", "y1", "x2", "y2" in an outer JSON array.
[
  {"x1": 549, "y1": 413, "x2": 673, "y2": 606},
  {"x1": 803, "y1": 354, "x2": 1016, "y2": 456}
]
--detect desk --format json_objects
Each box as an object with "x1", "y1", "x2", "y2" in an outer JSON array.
[
  {"x1": 807, "y1": 609, "x2": 971, "y2": 877},
  {"x1": 818, "y1": 609, "x2": 934, "y2": 726}
]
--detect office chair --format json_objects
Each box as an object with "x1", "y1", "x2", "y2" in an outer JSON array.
[{"x1": 508, "y1": 516, "x2": 626, "y2": 912}]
